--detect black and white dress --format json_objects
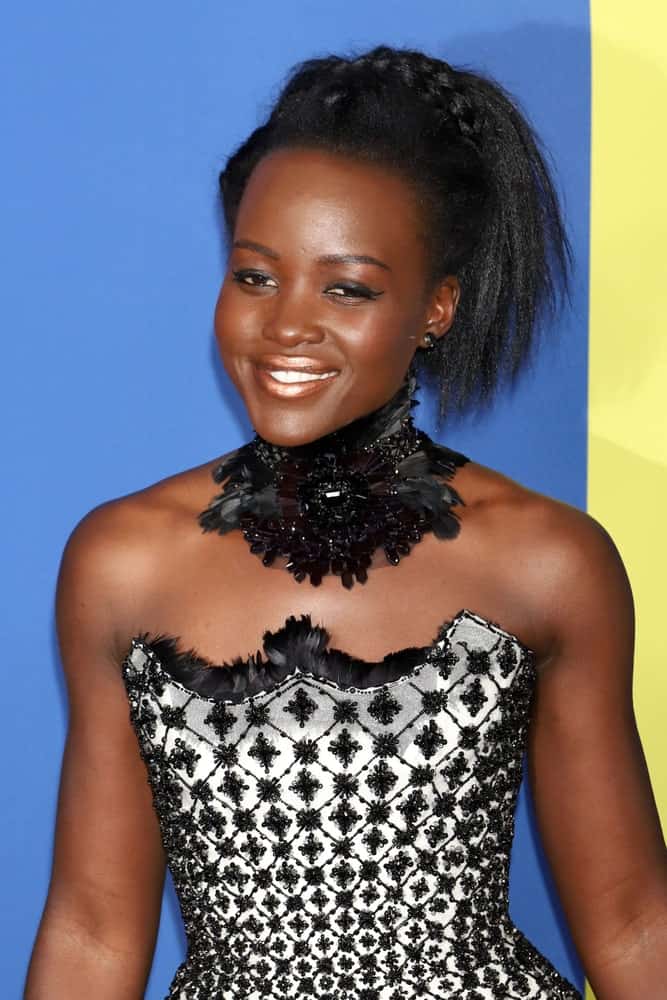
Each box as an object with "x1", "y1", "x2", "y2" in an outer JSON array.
[{"x1": 122, "y1": 607, "x2": 582, "y2": 999}]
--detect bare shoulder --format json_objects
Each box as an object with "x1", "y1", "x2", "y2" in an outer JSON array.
[
  {"x1": 456, "y1": 458, "x2": 634, "y2": 662},
  {"x1": 57, "y1": 453, "x2": 227, "y2": 663},
  {"x1": 465, "y1": 457, "x2": 622, "y2": 562}
]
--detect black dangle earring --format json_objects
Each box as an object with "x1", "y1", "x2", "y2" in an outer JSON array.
[{"x1": 422, "y1": 331, "x2": 436, "y2": 349}]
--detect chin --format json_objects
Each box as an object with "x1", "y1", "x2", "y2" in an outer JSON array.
[
  {"x1": 250, "y1": 410, "x2": 339, "y2": 447},
  {"x1": 242, "y1": 370, "x2": 354, "y2": 445}
]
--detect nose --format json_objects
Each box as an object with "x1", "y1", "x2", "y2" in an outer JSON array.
[{"x1": 262, "y1": 285, "x2": 325, "y2": 349}]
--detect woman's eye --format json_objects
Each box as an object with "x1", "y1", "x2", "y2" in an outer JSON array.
[
  {"x1": 231, "y1": 269, "x2": 276, "y2": 288},
  {"x1": 231, "y1": 270, "x2": 382, "y2": 300},
  {"x1": 326, "y1": 283, "x2": 383, "y2": 300}
]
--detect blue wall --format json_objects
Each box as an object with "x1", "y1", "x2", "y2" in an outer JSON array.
[{"x1": 3, "y1": 2, "x2": 590, "y2": 996}]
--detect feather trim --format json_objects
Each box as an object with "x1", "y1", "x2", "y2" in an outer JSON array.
[{"x1": 198, "y1": 370, "x2": 470, "y2": 587}]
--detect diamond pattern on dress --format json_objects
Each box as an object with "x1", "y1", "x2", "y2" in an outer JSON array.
[{"x1": 121, "y1": 610, "x2": 582, "y2": 999}]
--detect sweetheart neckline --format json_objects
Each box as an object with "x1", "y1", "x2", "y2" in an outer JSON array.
[
  {"x1": 126, "y1": 606, "x2": 533, "y2": 670},
  {"x1": 122, "y1": 607, "x2": 536, "y2": 706}
]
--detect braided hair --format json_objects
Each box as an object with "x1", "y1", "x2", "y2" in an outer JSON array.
[{"x1": 219, "y1": 45, "x2": 571, "y2": 423}]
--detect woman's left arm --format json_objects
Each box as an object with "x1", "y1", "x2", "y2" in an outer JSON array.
[{"x1": 525, "y1": 504, "x2": 667, "y2": 999}]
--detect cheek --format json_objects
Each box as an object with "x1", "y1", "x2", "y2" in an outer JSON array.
[
  {"x1": 340, "y1": 310, "x2": 418, "y2": 369},
  {"x1": 214, "y1": 282, "x2": 239, "y2": 334},
  {"x1": 213, "y1": 283, "x2": 250, "y2": 354},
  {"x1": 212, "y1": 288, "x2": 249, "y2": 393}
]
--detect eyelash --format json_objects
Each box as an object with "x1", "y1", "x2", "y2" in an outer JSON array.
[{"x1": 231, "y1": 269, "x2": 383, "y2": 301}]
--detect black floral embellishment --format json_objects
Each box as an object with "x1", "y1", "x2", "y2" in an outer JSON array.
[
  {"x1": 333, "y1": 773, "x2": 359, "y2": 799},
  {"x1": 296, "y1": 808, "x2": 321, "y2": 831},
  {"x1": 459, "y1": 726, "x2": 480, "y2": 750},
  {"x1": 461, "y1": 678, "x2": 489, "y2": 717},
  {"x1": 292, "y1": 738, "x2": 320, "y2": 764},
  {"x1": 366, "y1": 760, "x2": 399, "y2": 798},
  {"x1": 290, "y1": 767, "x2": 323, "y2": 804},
  {"x1": 414, "y1": 719, "x2": 447, "y2": 759},
  {"x1": 329, "y1": 728, "x2": 362, "y2": 768},
  {"x1": 204, "y1": 703, "x2": 237, "y2": 740},
  {"x1": 284, "y1": 687, "x2": 318, "y2": 727},
  {"x1": 329, "y1": 801, "x2": 360, "y2": 835},
  {"x1": 197, "y1": 368, "x2": 469, "y2": 588},
  {"x1": 367, "y1": 801, "x2": 391, "y2": 825},
  {"x1": 498, "y1": 639, "x2": 519, "y2": 677},
  {"x1": 248, "y1": 732, "x2": 280, "y2": 772},
  {"x1": 373, "y1": 732, "x2": 400, "y2": 757},
  {"x1": 218, "y1": 770, "x2": 248, "y2": 805},
  {"x1": 262, "y1": 805, "x2": 291, "y2": 839},
  {"x1": 232, "y1": 808, "x2": 255, "y2": 832},
  {"x1": 421, "y1": 689, "x2": 449, "y2": 715},
  {"x1": 256, "y1": 777, "x2": 281, "y2": 803},
  {"x1": 245, "y1": 700, "x2": 271, "y2": 727},
  {"x1": 467, "y1": 647, "x2": 492, "y2": 674},
  {"x1": 333, "y1": 699, "x2": 359, "y2": 724},
  {"x1": 160, "y1": 705, "x2": 187, "y2": 729},
  {"x1": 367, "y1": 688, "x2": 402, "y2": 725},
  {"x1": 212, "y1": 742, "x2": 238, "y2": 768},
  {"x1": 434, "y1": 645, "x2": 460, "y2": 680},
  {"x1": 397, "y1": 790, "x2": 428, "y2": 823},
  {"x1": 410, "y1": 764, "x2": 435, "y2": 788},
  {"x1": 168, "y1": 738, "x2": 200, "y2": 778}
]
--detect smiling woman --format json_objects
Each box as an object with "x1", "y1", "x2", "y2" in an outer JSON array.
[{"x1": 26, "y1": 42, "x2": 667, "y2": 1000}]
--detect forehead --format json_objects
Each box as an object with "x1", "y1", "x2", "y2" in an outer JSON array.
[{"x1": 234, "y1": 147, "x2": 425, "y2": 256}]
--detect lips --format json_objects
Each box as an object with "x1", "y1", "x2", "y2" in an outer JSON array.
[
  {"x1": 254, "y1": 355, "x2": 340, "y2": 376},
  {"x1": 252, "y1": 357, "x2": 341, "y2": 399}
]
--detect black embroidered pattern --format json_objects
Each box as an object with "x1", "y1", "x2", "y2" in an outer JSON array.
[
  {"x1": 197, "y1": 369, "x2": 470, "y2": 589},
  {"x1": 121, "y1": 609, "x2": 583, "y2": 999}
]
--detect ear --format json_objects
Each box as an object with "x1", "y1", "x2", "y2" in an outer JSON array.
[{"x1": 422, "y1": 275, "x2": 461, "y2": 343}]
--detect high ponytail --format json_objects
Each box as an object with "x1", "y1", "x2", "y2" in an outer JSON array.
[{"x1": 219, "y1": 44, "x2": 571, "y2": 424}]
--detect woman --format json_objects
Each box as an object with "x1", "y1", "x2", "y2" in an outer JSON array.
[{"x1": 26, "y1": 44, "x2": 667, "y2": 999}]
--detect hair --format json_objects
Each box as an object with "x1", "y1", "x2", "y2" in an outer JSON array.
[{"x1": 218, "y1": 44, "x2": 572, "y2": 424}]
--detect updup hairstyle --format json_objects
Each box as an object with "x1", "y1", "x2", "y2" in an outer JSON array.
[{"x1": 218, "y1": 44, "x2": 571, "y2": 424}]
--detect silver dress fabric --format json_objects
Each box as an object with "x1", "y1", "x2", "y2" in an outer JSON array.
[{"x1": 122, "y1": 608, "x2": 582, "y2": 999}]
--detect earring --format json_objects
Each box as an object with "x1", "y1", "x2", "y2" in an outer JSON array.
[{"x1": 422, "y1": 331, "x2": 436, "y2": 349}]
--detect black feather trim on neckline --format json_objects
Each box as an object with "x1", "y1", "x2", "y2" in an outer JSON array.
[
  {"x1": 126, "y1": 608, "x2": 535, "y2": 704},
  {"x1": 131, "y1": 612, "x2": 452, "y2": 703}
]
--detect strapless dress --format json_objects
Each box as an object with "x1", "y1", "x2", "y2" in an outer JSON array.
[{"x1": 121, "y1": 607, "x2": 582, "y2": 999}]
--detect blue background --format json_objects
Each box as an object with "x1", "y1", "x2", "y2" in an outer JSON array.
[{"x1": 3, "y1": 2, "x2": 590, "y2": 996}]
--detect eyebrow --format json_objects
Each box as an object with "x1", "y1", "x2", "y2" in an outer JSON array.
[{"x1": 232, "y1": 239, "x2": 391, "y2": 272}]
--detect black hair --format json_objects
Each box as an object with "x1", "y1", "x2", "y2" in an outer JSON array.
[{"x1": 219, "y1": 44, "x2": 571, "y2": 424}]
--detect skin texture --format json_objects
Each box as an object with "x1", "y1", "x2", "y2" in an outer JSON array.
[{"x1": 26, "y1": 148, "x2": 667, "y2": 999}]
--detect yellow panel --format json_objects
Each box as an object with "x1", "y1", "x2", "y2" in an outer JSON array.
[{"x1": 588, "y1": 2, "x2": 667, "y2": 997}]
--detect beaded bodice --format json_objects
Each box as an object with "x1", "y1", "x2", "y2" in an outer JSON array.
[{"x1": 121, "y1": 608, "x2": 581, "y2": 1000}]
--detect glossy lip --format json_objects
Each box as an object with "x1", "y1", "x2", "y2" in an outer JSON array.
[
  {"x1": 253, "y1": 364, "x2": 340, "y2": 399},
  {"x1": 254, "y1": 355, "x2": 341, "y2": 375}
]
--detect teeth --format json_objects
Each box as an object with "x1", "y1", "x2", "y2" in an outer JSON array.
[{"x1": 266, "y1": 369, "x2": 337, "y2": 383}]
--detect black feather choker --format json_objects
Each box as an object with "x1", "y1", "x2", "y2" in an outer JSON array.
[{"x1": 197, "y1": 368, "x2": 469, "y2": 588}]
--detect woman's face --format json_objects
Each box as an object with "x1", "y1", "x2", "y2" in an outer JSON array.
[{"x1": 214, "y1": 146, "x2": 459, "y2": 445}]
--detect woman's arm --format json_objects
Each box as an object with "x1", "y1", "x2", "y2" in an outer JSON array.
[
  {"x1": 525, "y1": 504, "x2": 667, "y2": 998},
  {"x1": 25, "y1": 502, "x2": 167, "y2": 999}
]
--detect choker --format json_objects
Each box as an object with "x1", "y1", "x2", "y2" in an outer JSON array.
[{"x1": 197, "y1": 368, "x2": 470, "y2": 588}]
